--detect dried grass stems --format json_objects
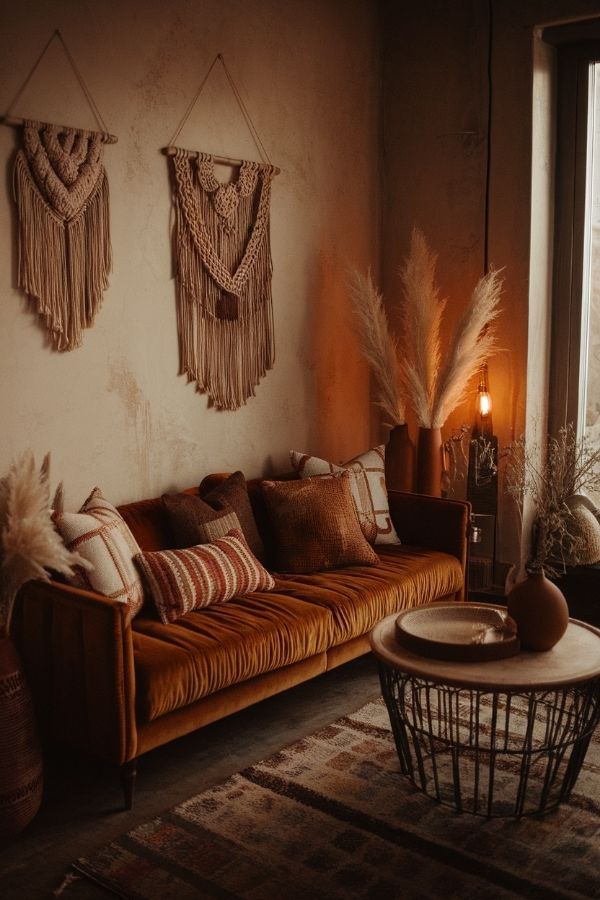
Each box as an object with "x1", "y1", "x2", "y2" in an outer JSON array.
[
  {"x1": 505, "y1": 425, "x2": 600, "y2": 576},
  {"x1": 0, "y1": 452, "x2": 88, "y2": 631},
  {"x1": 399, "y1": 229, "x2": 503, "y2": 428},
  {"x1": 347, "y1": 269, "x2": 405, "y2": 427}
]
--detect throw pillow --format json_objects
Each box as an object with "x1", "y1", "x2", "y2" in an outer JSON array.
[
  {"x1": 290, "y1": 446, "x2": 400, "y2": 545},
  {"x1": 134, "y1": 529, "x2": 275, "y2": 624},
  {"x1": 53, "y1": 487, "x2": 145, "y2": 617},
  {"x1": 261, "y1": 473, "x2": 379, "y2": 574},
  {"x1": 564, "y1": 502, "x2": 600, "y2": 566},
  {"x1": 195, "y1": 509, "x2": 242, "y2": 544},
  {"x1": 199, "y1": 471, "x2": 265, "y2": 561},
  {"x1": 162, "y1": 492, "x2": 236, "y2": 548}
]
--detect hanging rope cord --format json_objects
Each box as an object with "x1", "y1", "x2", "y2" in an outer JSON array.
[
  {"x1": 168, "y1": 53, "x2": 272, "y2": 165},
  {"x1": 2, "y1": 28, "x2": 113, "y2": 140}
]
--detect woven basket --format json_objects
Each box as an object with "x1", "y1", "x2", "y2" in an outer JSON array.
[{"x1": 0, "y1": 626, "x2": 43, "y2": 837}]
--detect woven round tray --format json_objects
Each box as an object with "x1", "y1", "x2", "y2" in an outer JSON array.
[{"x1": 395, "y1": 603, "x2": 520, "y2": 662}]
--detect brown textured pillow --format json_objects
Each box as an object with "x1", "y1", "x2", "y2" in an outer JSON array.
[
  {"x1": 161, "y1": 492, "x2": 230, "y2": 548},
  {"x1": 200, "y1": 471, "x2": 265, "y2": 561},
  {"x1": 261, "y1": 472, "x2": 379, "y2": 574}
]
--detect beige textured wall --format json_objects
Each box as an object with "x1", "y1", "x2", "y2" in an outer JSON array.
[
  {"x1": 381, "y1": 0, "x2": 600, "y2": 573},
  {"x1": 0, "y1": 0, "x2": 380, "y2": 507}
]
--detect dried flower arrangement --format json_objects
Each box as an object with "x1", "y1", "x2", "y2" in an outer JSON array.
[
  {"x1": 348, "y1": 229, "x2": 503, "y2": 430},
  {"x1": 346, "y1": 269, "x2": 405, "y2": 428},
  {"x1": 398, "y1": 229, "x2": 503, "y2": 428},
  {"x1": 505, "y1": 425, "x2": 600, "y2": 577},
  {"x1": 0, "y1": 452, "x2": 88, "y2": 631}
]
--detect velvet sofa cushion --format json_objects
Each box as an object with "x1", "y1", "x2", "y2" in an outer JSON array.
[
  {"x1": 268, "y1": 545, "x2": 463, "y2": 646},
  {"x1": 132, "y1": 590, "x2": 332, "y2": 722},
  {"x1": 118, "y1": 496, "x2": 177, "y2": 552},
  {"x1": 131, "y1": 545, "x2": 462, "y2": 723}
]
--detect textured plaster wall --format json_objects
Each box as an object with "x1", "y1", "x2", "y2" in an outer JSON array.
[
  {"x1": 381, "y1": 0, "x2": 600, "y2": 573},
  {"x1": 0, "y1": 0, "x2": 379, "y2": 507}
]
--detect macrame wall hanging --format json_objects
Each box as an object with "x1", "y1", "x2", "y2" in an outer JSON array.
[
  {"x1": 2, "y1": 29, "x2": 116, "y2": 351},
  {"x1": 165, "y1": 54, "x2": 279, "y2": 411}
]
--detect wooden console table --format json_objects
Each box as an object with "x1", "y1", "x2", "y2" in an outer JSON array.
[{"x1": 370, "y1": 612, "x2": 600, "y2": 818}]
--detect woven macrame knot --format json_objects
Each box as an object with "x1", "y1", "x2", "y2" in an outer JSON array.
[{"x1": 213, "y1": 183, "x2": 240, "y2": 222}]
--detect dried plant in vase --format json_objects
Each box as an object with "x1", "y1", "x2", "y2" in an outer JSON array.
[
  {"x1": 399, "y1": 229, "x2": 503, "y2": 429},
  {"x1": 399, "y1": 229, "x2": 503, "y2": 494},
  {"x1": 347, "y1": 269, "x2": 414, "y2": 491},
  {"x1": 0, "y1": 451, "x2": 90, "y2": 837},
  {"x1": 505, "y1": 424, "x2": 600, "y2": 579},
  {"x1": 0, "y1": 451, "x2": 88, "y2": 632},
  {"x1": 347, "y1": 269, "x2": 405, "y2": 428}
]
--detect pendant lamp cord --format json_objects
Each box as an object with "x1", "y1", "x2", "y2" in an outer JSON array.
[{"x1": 484, "y1": 0, "x2": 494, "y2": 275}]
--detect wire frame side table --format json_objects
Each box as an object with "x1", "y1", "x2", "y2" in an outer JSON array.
[{"x1": 371, "y1": 613, "x2": 600, "y2": 818}]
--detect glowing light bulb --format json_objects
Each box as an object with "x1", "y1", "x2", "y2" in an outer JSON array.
[{"x1": 478, "y1": 390, "x2": 492, "y2": 419}]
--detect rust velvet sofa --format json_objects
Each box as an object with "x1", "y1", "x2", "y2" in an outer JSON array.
[{"x1": 13, "y1": 475, "x2": 470, "y2": 809}]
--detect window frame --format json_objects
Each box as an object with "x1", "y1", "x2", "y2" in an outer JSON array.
[{"x1": 547, "y1": 34, "x2": 600, "y2": 438}]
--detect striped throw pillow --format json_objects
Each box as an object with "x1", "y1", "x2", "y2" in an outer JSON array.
[
  {"x1": 134, "y1": 529, "x2": 275, "y2": 623},
  {"x1": 53, "y1": 487, "x2": 145, "y2": 617}
]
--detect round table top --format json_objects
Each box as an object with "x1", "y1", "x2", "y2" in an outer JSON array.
[{"x1": 370, "y1": 611, "x2": 600, "y2": 691}]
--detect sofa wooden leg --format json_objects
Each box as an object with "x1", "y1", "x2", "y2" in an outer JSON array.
[{"x1": 120, "y1": 759, "x2": 137, "y2": 810}]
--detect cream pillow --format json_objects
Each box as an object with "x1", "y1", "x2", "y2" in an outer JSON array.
[
  {"x1": 290, "y1": 446, "x2": 400, "y2": 545},
  {"x1": 53, "y1": 487, "x2": 145, "y2": 617}
]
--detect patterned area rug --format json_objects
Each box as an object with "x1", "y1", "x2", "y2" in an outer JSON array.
[{"x1": 72, "y1": 698, "x2": 599, "y2": 899}]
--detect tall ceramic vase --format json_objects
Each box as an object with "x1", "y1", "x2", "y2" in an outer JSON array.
[
  {"x1": 385, "y1": 424, "x2": 415, "y2": 492},
  {"x1": 507, "y1": 571, "x2": 569, "y2": 651},
  {"x1": 416, "y1": 426, "x2": 443, "y2": 497},
  {"x1": 0, "y1": 626, "x2": 43, "y2": 837}
]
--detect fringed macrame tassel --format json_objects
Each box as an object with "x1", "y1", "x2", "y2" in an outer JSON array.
[
  {"x1": 13, "y1": 144, "x2": 111, "y2": 351},
  {"x1": 171, "y1": 151, "x2": 276, "y2": 409},
  {"x1": 176, "y1": 279, "x2": 275, "y2": 410}
]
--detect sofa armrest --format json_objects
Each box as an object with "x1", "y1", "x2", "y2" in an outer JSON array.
[
  {"x1": 388, "y1": 490, "x2": 471, "y2": 600},
  {"x1": 11, "y1": 579, "x2": 137, "y2": 765}
]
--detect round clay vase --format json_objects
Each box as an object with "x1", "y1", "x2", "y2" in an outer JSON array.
[
  {"x1": 506, "y1": 571, "x2": 570, "y2": 651},
  {"x1": 385, "y1": 423, "x2": 415, "y2": 492},
  {"x1": 0, "y1": 626, "x2": 43, "y2": 837},
  {"x1": 416, "y1": 426, "x2": 443, "y2": 497}
]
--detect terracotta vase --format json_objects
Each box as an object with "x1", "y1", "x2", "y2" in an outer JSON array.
[
  {"x1": 385, "y1": 423, "x2": 415, "y2": 492},
  {"x1": 416, "y1": 426, "x2": 443, "y2": 496},
  {"x1": 507, "y1": 571, "x2": 569, "y2": 651},
  {"x1": 0, "y1": 626, "x2": 43, "y2": 837}
]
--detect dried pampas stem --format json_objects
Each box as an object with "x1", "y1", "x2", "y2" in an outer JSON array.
[
  {"x1": 347, "y1": 268, "x2": 405, "y2": 427},
  {"x1": 398, "y1": 229, "x2": 446, "y2": 427},
  {"x1": 398, "y1": 228, "x2": 503, "y2": 428},
  {"x1": 431, "y1": 268, "x2": 503, "y2": 427},
  {"x1": 0, "y1": 452, "x2": 90, "y2": 631}
]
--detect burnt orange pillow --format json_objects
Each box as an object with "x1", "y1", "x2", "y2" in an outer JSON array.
[{"x1": 261, "y1": 472, "x2": 379, "y2": 573}]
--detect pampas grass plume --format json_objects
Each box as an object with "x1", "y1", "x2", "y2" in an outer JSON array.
[
  {"x1": 399, "y1": 229, "x2": 503, "y2": 427},
  {"x1": 0, "y1": 451, "x2": 89, "y2": 630},
  {"x1": 347, "y1": 267, "x2": 405, "y2": 427}
]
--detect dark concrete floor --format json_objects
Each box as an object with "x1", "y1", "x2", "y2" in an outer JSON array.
[{"x1": 0, "y1": 655, "x2": 381, "y2": 900}]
